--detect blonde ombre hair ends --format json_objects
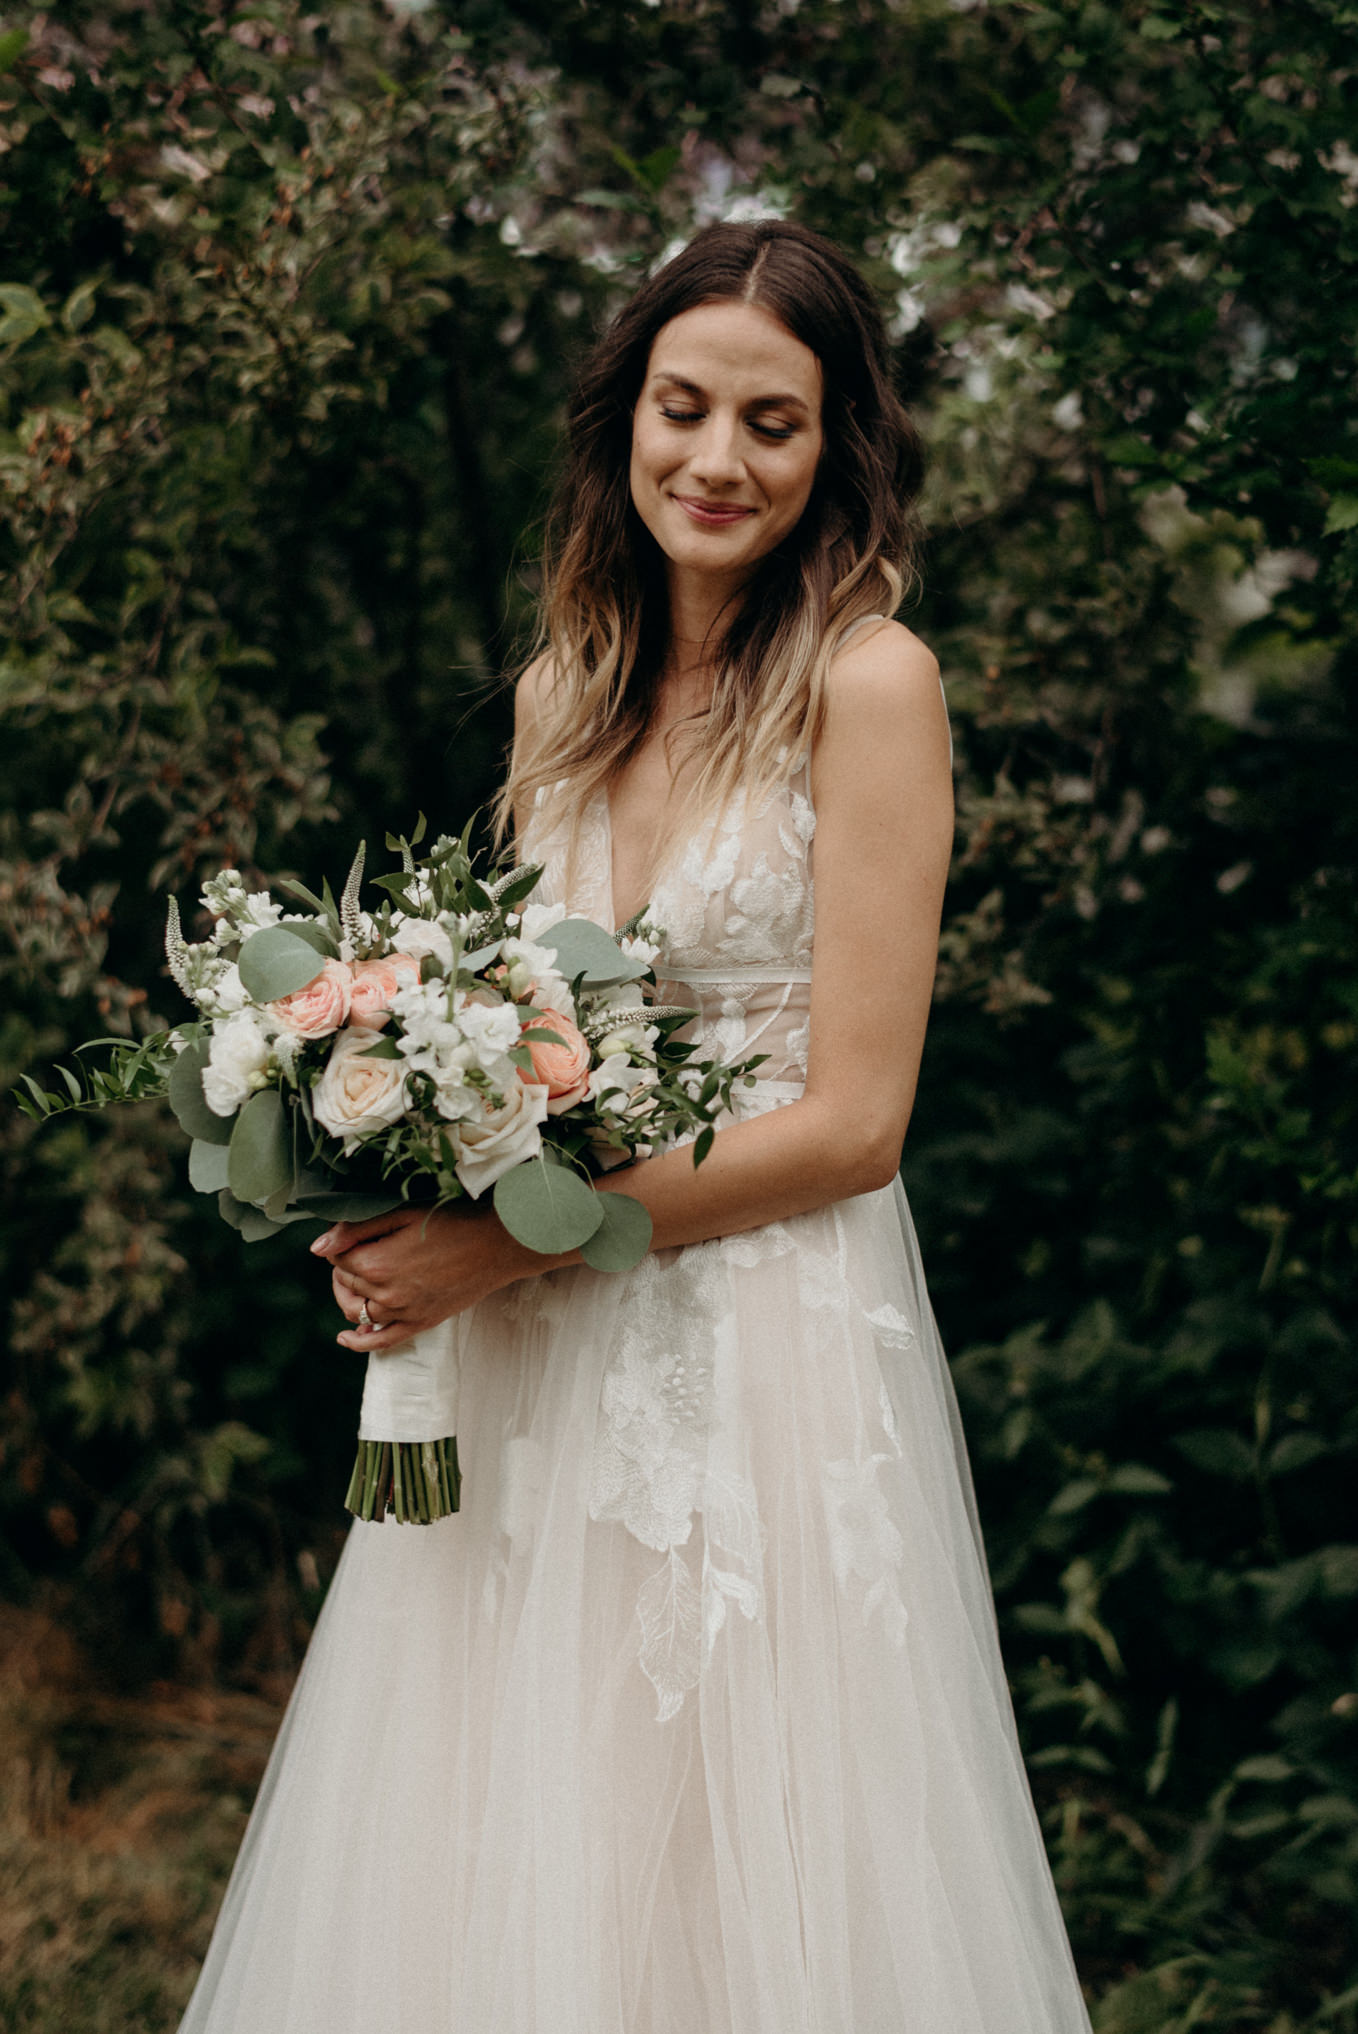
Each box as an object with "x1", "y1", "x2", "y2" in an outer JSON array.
[{"x1": 498, "y1": 222, "x2": 924, "y2": 889}]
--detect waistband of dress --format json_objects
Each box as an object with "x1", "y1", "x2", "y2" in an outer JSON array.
[
  {"x1": 660, "y1": 964, "x2": 813, "y2": 986},
  {"x1": 739, "y1": 1078, "x2": 806, "y2": 1105}
]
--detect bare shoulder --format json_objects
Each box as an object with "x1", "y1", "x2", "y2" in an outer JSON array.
[
  {"x1": 828, "y1": 617, "x2": 940, "y2": 707},
  {"x1": 819, "y1": 618, "x2": 949, "y2": 772}
]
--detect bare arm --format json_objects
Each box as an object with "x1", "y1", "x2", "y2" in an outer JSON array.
[{"x1": 320, "y1": 623, "x2": 953, "y2": 1345}]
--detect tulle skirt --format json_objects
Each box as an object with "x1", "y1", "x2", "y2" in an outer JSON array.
[{"x1": 179, "y1": 1170, "x2": 1090, "y2": 2033}]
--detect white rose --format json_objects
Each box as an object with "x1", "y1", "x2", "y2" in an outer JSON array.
[
  {"x1": 452, "y1": 1079, "x2": 548, "y2": 1198},
  {"x1": 312, "y1": 1027, "x2": 409, "y2": 1153},
  {"x1": 202, "y1": 1010, "x2": 273, "y2": 1117},
  {"x1": 390, "y1": 915, "x2": 455, "y2": 972}
]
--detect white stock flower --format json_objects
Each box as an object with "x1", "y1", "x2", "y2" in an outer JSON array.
[
  {"x1": 594, "y1": 1019, "x2": 658, "y2": 1060},
  {"x1": 311, "y1": 1029, "x2": 409, "y2": 1152},
  {"x1": 240, "y1": 892, "x2": 283, "y2": 930},
  {"x1": 392, "y1": 981, "x2": 513, "y2": 1118},
  {"x1": 501, "y1": 935, "x2": 573, "y2": 1014},
  {"x1": 202, "y1": 1010, "x2": 272, "y2": 1117},
  {"x1": 457, "y1": 996, "x2": 522, "y2": 1070},
  {"x1": 453, "y1": 1080, "x2": 548, "y2": 1198},
  {"x1": 618, "y1": 929, "x2": 662, "y2": 969}
]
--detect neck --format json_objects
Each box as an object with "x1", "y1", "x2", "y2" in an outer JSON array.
[{"x1": 663, "y1": 561, "x2": 749, "y2": 658}]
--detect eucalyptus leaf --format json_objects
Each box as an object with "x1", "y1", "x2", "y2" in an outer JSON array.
[
  {"x1": 537, "y1": 916, "x2": 648, "y2": 987},
  {"x1": 493, "y1": 1156, "x2": 604, "y2": 1255},
  {"x1": 188, "y1": 1139, "x2": 232, "y2": 1194},
  {"x1": 578, "y1": 1190, "x2": 652, "y2": 1272},
  {"x1": 237, "y1": 1203, "x2": 289, "y2": 1242},
  {"x1": 238, "y1": 923, "x2": 335, "y2": 1003},
  {"x1": 168, "y1": 1038, "x2": 232, "y2": 1144},
  {"x1": 227, "y1": 1088, "x2": 293, "y2": 1207}
]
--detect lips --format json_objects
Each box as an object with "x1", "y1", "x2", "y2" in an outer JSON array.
[{"x1": 672, "y1": 495, "x2": 757, "y2": 528}]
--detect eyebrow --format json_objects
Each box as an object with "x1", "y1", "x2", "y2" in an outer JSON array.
[{"x1": 651, "y1": 371, "x2": 812, "y2": 414}]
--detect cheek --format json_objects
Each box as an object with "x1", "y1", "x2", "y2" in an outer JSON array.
[{"x1": 770, "y1": 447, "x2": 821, "y2": 526}]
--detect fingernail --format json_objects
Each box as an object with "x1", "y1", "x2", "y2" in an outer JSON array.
[{"x1": 311, "y1": 1230, "x2": 336, "y2": 1254}]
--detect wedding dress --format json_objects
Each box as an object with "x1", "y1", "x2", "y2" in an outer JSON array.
[{"x1": 179, "y1": 740, "x2": 1092, "y2": 2032}]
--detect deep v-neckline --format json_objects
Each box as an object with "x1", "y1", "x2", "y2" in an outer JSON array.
[{"x1": 599, "y1": 785, "x2": 659, "y2": 936}]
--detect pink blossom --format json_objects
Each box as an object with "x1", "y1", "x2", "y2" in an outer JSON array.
[
  {"x1": 269, "y1": 958, "x2": 352, "y2": 1039},
  {"x1": 348, "y1": 952, "x2": 421, "y2": 1030},
  {"x1": 521, "y1": 1007, "x2": 592, "y2": 1116}
]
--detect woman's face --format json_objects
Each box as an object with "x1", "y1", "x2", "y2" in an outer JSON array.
[{"x1": 629, "y1": 299, "x2": 825, "y2": 597}]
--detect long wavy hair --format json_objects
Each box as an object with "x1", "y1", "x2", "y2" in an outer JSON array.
[{"x1": 498, "y1": 220, "x2": 924, "y2": 877}]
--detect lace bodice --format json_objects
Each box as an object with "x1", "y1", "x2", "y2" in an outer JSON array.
[{"x1": 522, "y1": 763, "x2": 817, "y2": 1086}]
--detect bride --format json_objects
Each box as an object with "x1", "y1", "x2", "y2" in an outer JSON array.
[{"x1": 179, "y1": 220, "x2": 1091, "y2": 2033}]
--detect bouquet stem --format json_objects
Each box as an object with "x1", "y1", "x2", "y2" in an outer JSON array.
[{"x1": 344, "y1": 1435, "x2": 461, "y2": 1523}]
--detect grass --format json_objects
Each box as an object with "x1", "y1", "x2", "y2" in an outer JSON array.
[{"x1": 0, "y1": 1606, "x2": 281, "y2": 2034}]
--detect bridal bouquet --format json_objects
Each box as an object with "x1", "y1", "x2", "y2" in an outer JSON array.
[{"x1": 17, "y1": 820, "x2": 761, "y2": 1523}]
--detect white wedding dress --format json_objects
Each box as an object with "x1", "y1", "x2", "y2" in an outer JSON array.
[{"x1": 179, "y1": 752, "x2": 1092, "y2": 2033}]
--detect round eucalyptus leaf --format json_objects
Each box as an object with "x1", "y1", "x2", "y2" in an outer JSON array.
[
  {"x1": 238, "y1": 924, "x2": 334, "y2": 1003},
  {"x1": 236, "y1": 1203, "x2": 289, "y2": 1242},
  {"x1": 168, "y1": 1037, "x2": 232, "y2": 1143},
  {"x1": 494, "y1": 1156, "x2": 604, "y2": 1255},
  {"x1": 188, "y1": 1138, "x2": 232, "y2": 1194},
  {"x1": 227, "y1": 1087, "x2": 293, "y2": 1208},
  {"x1": 537, "y1": 916, "x2": 648, "y2": 987},
  {"x1": 578, "y1": 1189, "x2": 652, "y2": 1272}
]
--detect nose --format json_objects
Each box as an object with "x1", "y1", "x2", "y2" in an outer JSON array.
[{"x1": 687, "y1": 412, "x2": 746, "y2": 489}]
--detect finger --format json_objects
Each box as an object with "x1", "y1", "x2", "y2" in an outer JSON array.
[
  {"x1": 334, "y1": 1278, "x2": 366, "y2": 1321},
  {"x1": 332, "y1": 1267, "x2": 365, "y2": 1297},
  {"x1": 310, "y1": 1208, "x2": 420, "y2": 1257},
  {"x1": 337, "y1": 1316, "x2": 408, "y2": 1353}
]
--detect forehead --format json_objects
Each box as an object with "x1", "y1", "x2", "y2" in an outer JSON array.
[{"x1": 644, "y1": 299, "x2": 823, "y2": 406}]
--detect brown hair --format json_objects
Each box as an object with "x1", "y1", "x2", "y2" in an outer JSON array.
[{"x1": 498, "y1": 219, "x2": 924, "y2": 871}]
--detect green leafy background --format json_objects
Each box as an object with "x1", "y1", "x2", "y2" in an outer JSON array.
[{"x1": 1, "y1": 3, "x2": 1354, "y2": 2027}]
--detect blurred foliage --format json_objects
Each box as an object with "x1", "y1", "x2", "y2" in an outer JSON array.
[{"x1": 1, "y1": 0, "x2": 1355, "y2": 2024}]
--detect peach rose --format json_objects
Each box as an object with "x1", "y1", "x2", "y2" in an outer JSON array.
[
  {"x1": 269, "y1": 958, "x2": 352, "y2": 1038},
  {"x1": 348, "y1": 951, "x2": 421, "y2": 1030},
  {"x1": 521, "y1": 1007, "x2": 592, "y2": 1115}
]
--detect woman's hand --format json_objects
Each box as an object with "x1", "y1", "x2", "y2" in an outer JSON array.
[{"x1": 311, "y1": 1203, "x2": 548, "y2": 1351}]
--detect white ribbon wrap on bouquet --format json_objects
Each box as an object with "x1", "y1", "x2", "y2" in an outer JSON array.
[{"x1": 357, "y1": 1319, "x2": 461, "y2": 1444}]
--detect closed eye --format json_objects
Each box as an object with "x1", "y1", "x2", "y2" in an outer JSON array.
[{"x1": 659, "y1": 406, "x2": 799, "y2": 443}]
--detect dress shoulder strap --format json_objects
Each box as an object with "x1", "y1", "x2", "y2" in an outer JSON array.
[{"x1": 832, "y1": 612, "x2": 886, "y2": 652}]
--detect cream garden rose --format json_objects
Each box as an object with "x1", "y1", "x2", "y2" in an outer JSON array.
[
  {"x1": 452, "y1": 1079, "x2": 549, "y2": 1198},
  {"x1": 312, "y1": 1027, "x2": 409, "y2": 1152}
]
